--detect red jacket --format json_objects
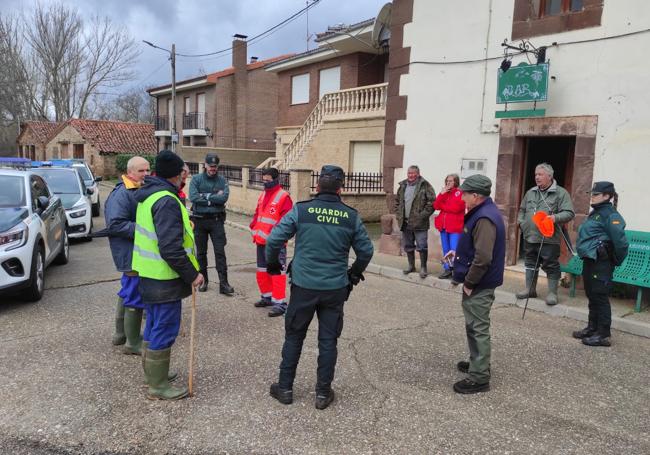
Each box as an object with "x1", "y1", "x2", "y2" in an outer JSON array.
[{"x1": 433, "y1": 188, "x2": 465, "y2": 234}]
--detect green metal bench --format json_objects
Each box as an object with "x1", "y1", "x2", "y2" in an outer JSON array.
[{"x1": 560, "y1": 230, "x2": 650, "y2": 312}]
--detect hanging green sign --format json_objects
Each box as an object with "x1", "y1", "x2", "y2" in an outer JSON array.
[{"x1": 497, "y1": 62, "x2": 549, "y2": 104}]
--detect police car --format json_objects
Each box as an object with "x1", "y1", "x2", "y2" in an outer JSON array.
[
  {"x1": 31, "y1": 166, "x2": 93, "y2": 240},
  {"x1": 0, "y1": 164, "x2": 69, "y2": 301}
]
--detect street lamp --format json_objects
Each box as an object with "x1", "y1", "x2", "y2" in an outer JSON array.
[{"x1": 143, "y1": 40, "x2": 177, "y2": 153}]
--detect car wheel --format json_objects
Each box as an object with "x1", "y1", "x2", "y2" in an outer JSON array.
[
  {"x1": 92, "y1": 199, "x2": 100, "y2": 217},
  {"x1": 54, "y1": 230, "x2": 70, "y2": 265},
  {"x1": 25, "y1": 244, "x2": 45, "y2": 302}
]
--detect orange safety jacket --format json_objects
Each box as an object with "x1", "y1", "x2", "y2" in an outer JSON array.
[{"x1": 251, "y1": 187, "x2": 290, "y2": 245}]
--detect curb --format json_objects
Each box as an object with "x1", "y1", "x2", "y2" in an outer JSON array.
[
  {"x1": 222, "y1": 218, "x2": 649, "y2": 339},
  {"x1": 363, "y1": 262, "x2": 650, "y2": 339}
]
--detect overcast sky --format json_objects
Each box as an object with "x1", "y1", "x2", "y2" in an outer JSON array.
[{"x1": 3, "y1": 0, "x2": 387, "y2": 92}]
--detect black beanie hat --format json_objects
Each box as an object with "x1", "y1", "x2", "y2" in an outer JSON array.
[
  {"x1": 262, "y1": 167, "x2": 279, "y2": 180},
  {"x1": 155, "y1": 150, "x2": 185, "y2": 178}
]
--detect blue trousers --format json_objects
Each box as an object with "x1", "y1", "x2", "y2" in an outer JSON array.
[
  {"x1": 143, "y1": 300, "x2": 182, "y2": 350},
  {"x1": 117, "y1": 274, "x2": 144, "y2": 309},
  {"x1": 440, "y1": 231, "x2": 461, "y2": 270}
]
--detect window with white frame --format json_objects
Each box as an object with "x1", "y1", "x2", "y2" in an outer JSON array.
[
  {"x1": 291, "y1": 73, "x2": 310, "y2": 105},
  {"x1": 319, "y1": 66, "x2": 341, "y2": 99}
]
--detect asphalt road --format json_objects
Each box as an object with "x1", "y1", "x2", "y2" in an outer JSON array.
[{"x1": 1, "y1": 187, "x2": 649, "y2": 454}]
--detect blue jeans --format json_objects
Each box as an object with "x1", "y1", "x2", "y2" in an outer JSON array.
[
  {"x1": 117, "y1": 274, "x2": 144, "y2": 309},
  {"x1": 440, "y1": 231, "x2": 461, "y2": 270},
  {"x1": 143, "y1": 300, "x2": 182, "y2": 350}
]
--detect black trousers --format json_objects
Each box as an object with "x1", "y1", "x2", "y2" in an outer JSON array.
[
  {"x1": 278, "y1": 284, "x2": 348, "y2": 394},
  {"x1": 192, "y1": 215, "x2": 227, "y2": 283},
  {"x1": 582, "y1": 258, "x2": 614, "y2": 337},
  {"x1": 523, "y1": 241, "x2": 561, "y2": 280}
]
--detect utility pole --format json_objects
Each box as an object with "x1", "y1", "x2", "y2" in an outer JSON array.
[
  {"x1": 143, "y1": 40, "x2": 178, "y2": 153},
  {"x1": 171, "y1": 43, "x2": 177, "y2": 153}
]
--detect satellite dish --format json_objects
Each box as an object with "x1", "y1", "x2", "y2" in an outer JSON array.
[{"x1": 371, "y1": 3, "x2": 392, "y2": 48}]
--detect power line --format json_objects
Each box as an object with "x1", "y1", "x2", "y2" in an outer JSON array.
[
  {"x1": 389, "y1": 27, "x2": 650, "y2": 70},
  {"x1": 174, "y1": 0, "x2": 323, "y2": 58}
]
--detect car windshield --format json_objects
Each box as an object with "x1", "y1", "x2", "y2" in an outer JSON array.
[
  {"x1": 33, "y1": 169, "x2": 80, "y2": 195},
  {"x1": 0, "y1": 175, "x2": 26, "y2": 207},
  {"x1": 74, "y1": 165, "x2": 92, "y2": 181}
]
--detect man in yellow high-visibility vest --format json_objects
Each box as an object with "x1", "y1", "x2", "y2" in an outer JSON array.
[{"x1": 132, "y1": 150, "x2": 204, "y2": 401}]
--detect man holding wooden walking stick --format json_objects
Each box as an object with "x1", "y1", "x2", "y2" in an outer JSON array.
[{"x1": 132, "y1": 150, "x2": 204, "y2": 401}]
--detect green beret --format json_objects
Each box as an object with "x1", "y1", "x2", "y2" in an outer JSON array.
[{"x1": 459, "y1": 174, "x2": 492, "y2": 196}]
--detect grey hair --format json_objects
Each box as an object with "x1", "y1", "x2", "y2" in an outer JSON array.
[
  {"x1": 535, "y1": 163, "x2": 554, "y2": 178},
  {"x1": 126, "y1": 156, "x2": 148, "y2": 172},
  {"x1": 408, "y1": 165, "x2": 420, "y2": 173}
]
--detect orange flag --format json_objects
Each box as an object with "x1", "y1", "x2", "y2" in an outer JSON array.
[{"x1": 532, "y1": 211, "x2": 555, "y2": 238}]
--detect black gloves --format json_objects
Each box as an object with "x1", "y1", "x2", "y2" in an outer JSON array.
[
  {"x1": 267, "y1": 262, "x2": 282, "y2": 275},
  {"x1": 347, "y1": 269, "x2": 365, "y2": 286}
]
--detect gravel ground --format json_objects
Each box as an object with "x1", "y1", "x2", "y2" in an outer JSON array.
[{"x1": 1, "y1": 187, "x2": 649, "y2": 454}]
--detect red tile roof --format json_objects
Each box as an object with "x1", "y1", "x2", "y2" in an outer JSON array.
[
  {"x1": 62, "y1": 119, "x2": 156, "y2": 155},
  {"x1": 18, "y1": 121, "x2": 63, "y2": 145},
  {"x1": 148, "y1": 54, "x2": 295, "y2": 92},
  {"x1": 205, "y1": 54, "x2": 295, "y2": 83}
]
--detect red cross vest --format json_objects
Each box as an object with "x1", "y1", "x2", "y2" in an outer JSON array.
[{"x1": 251, "y1": 187, "x2": 290, "y2": 245}]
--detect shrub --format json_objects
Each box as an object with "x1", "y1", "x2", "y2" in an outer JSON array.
[{"x1": 115, "y1": 154, "x2": 156, "y2": 174}]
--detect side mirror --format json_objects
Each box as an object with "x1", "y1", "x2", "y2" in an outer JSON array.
[
  {"x1": 37, "y1": 196, "x2": 50, "y2": 211},
  {"x1": 86, "y1": 188, "x2": 94, "y2": 196},
  {"x1": 95, "y1": 176, "x2": 103, "y2": 182}
]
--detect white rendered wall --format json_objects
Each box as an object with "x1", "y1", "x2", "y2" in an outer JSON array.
[{"x1": 396, "y1": 0, "x2": 650, "y2": 229}]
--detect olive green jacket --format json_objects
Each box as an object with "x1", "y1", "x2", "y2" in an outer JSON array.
[
  {"x1": 395, "y1": 177, "x2": 436, "y2": 231},
  {"x1": 518, "y1": 180, "x2": 575, "y2": 244}
]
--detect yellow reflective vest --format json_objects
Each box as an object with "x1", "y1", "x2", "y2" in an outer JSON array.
[{"x1": 132, "y1": 190, "x2": 199, "y2": 280}]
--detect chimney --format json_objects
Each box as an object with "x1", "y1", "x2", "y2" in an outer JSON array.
[
  {"x1": 250, "y1": 56, "x2": 259, "y2": 64},
  {"x1": 232, "y1": 34, "x2": 248, "y2": 72}
]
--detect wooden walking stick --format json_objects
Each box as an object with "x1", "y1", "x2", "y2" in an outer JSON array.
[{"x1": 188, "y1": 284, "x2": 197, "y2": 396}]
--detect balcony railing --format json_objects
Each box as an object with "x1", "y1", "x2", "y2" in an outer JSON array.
[
  {"x1": 280, "y1": 83, "x2": 388, "y2": 169},
  {"x1": 183, "y1": 112, "x2": 207, "y2": 130},
  {"x1": 154, "y1": 115, "x2": 169, "y2": 131},
  {"x1": 310, "y1": 171, "x2": 384, "y2": 193}
]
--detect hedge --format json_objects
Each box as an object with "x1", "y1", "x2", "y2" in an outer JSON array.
[{"x1": 115, "y1": 154, "x2": 156, "y2": 174}]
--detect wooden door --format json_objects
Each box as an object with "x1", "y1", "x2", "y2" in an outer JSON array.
[{"x1": 73, "y1": 144, "x2": 84, "y2": 159}]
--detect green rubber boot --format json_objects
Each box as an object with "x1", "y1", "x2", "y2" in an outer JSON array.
[
  {"x1": 144, "y1": 348, "x2": 188, "y2": 401},
  {"x1": 142, "y1": 341, "x2": 177, "y2": 382},
  {"x1": 546, "y1": 279, "x2": 559, "y2": 306},
  {"x1": 112, "y1": 298, "x2": 126, "y2": 346},
  {"x1": 123, "y1": 307, "x2": 143, "y2": 355}
]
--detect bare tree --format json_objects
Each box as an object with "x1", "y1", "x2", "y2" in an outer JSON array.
[
  {"x1": 76, "y1": 16, "x2": 139, "y2": 118},
  {"x1": 92, "y1": 87, "x2": 155, "y2": 123},
  {"x1": 13, "y1": 2, "x2": 140, "y2": 122}
]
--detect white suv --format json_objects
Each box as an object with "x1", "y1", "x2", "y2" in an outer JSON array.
[
  {"x1": 31, "y1": 167, "x2": 93, "y2": 240},
  {"x1": 0, "y1": 168, "x2": 69, "y2": 301},
  {"x1": 70, "y1": 160, "x2": 102, "y2": 217}
]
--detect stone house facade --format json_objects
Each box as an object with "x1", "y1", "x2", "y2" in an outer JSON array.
[{"x1": 17, "y1": 121, "x2": 63, "y2": 161}]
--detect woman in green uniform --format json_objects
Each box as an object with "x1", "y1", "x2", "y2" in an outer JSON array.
[{"x1": 573, "y1": 182, "x2": 628, "y2": 347}]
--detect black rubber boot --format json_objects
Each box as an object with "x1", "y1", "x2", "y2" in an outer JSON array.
[
  {"x1": 112, "y1": 298, "x2": 126, "y2": 346},
  {"x1": 419, "y1": 251, "x2": 428, "y2": 278},
  {"x1": 516, "y1": 269, "x2": 538, "y2": 299},
  {"x1": 403, "y1": 252, "x2": 415, "y2": 274}
]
